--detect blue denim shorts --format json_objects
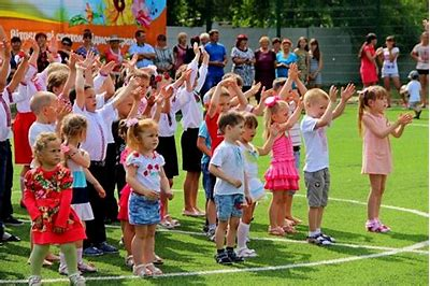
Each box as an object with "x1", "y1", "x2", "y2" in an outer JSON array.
[
  {"x1": 128, "y1": 192, "x2": 161, "y2": 225},
  {"x1": 214, "y1": 194, "x2": 244, "y2": 221},
  {"x1": 201, "y1": 161, "x2": 214, "y2": 201}
]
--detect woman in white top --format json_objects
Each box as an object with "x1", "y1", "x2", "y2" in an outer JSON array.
[
  {"x1": 378, "y1": 36, "x2": 401, "y2": 107},
  {"x1": 411, "y1": 31, "x2": 429, "y2": 107}
]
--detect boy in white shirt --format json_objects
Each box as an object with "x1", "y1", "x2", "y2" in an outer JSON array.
[
  {"x1": 209, "y1": 111, "x2": 251, "y2": 264},
  {"x1": 404, "y1": 70, "x2": 422, "y2": 119},
  {"x1": 301, "y1": 84, "x2": 355, "y2": 246}
]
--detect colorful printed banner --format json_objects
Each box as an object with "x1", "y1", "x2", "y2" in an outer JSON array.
[{"x1": 0, "y1": 0, "x2": 166, "y2": 49}]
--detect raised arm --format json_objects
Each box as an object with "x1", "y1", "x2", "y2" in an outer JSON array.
[
  {"x1": 74, "y1": 62, "x2": 86, "y2": 110},
  {"x1": 256, "y1": 124, "x2": 278, "y2": 155},
  {"x1": 332, "y1": 83, "x2": 356, "y2": 120},
  {"x1": 279, "y1": 101, "x2": 303, "y2": 131},
  {"x1": 314, "y1": 86, "x2": 337, "y2": 129}
]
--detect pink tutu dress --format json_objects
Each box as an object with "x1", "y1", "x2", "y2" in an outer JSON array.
[{"x1": 264, "y1": 134, "x2": 300, "y2": 191}]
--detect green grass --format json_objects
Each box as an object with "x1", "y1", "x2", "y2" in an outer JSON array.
[{"x1": 0, "y1": 105, "x2": 428, "y2": 285}]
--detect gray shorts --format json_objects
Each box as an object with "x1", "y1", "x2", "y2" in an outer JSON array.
[
  {"x1": 409, "y1": 101, "x2": 420, "y2": 110},
  {"x1": 304, "y1": 168, "x2": 330, "y2": 207}
]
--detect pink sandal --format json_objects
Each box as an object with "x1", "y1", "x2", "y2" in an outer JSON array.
[{"x1": 268, "y1": 226, "x2": 286, "y2": 236}]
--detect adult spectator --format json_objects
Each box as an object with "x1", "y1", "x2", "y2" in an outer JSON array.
[
  {"x1": 272, "y1": 37, "x2": 281, "y2": 54},
  {"x1": 35, "y1": 32, "x2": 50, "y2": 72},
  {"x1": 359, "y1": 33, "x2": 381, "y2": 87},
  {"x1": 411, "y1": 31, "x2": 429, "y2": 107},
  {"x1": 294, "y1": 36, "x2": 309, "y2": 83},
  {"x1": 173, "y1": 32, "x2": 189, "y2": 71},
  {"x1": 275, "y1": 38, "x2": 298, "y2": 78},
  {"x1": 128, "y1": 29, "x2": 156, "y2": 68},
  {"x1": 231, "y1": 34, "x2": 255, "y2": 91},
  {"x1": 8, "y1": 36, "x2": 22, "y2": 82},
  {"x1": 184, "y1": 35, "x2": 200, "y2": 64},
  {"x1": 200, "y1": 32, "x2": 210, "y2": 46},
  {"x1": 202, "y1": 29, "x2": 227, "y2": 96},
  {"x1": 58, "y1": 37, "x2": 72, "y2": 64},
  {"x1": 379, "y1": 36, "x2": 401, "y2": 107},
  {"x1": 76, "y1": 29, "x2": 99, "y2": 58},
  {"x1": 104, "y1": 34, "x2": 125, "y2": 73},
  {"x1": 255, "y1": 36, "x2": 276, "y2": 102},
  {"x1": 308, "y1": 38, "x2": 323, "y2": 88},
  {"x1": 154, "y1": 34, "x2": 174, "y2": 76}
]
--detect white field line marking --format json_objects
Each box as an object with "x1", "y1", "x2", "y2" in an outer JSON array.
[
  {"x1": 172, "y1": 189, "x2": 430, "y2": 218},
  {"x1": 0, "y1": 241, "x2": 427, "y2": 284},
  {"x1": 410, "y1": 123, "x2": 429, "y2": 127}
]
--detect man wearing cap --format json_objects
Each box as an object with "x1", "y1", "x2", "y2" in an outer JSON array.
[
  {"x1": 128, "y1": 30, "x2": 156, "y2": 68},
  {"x1": 59, "y1": 37, "x2": 73, "y2": 64},
  {"x1": 202, "y1": 29, "x2": 227, "y2": 96}
]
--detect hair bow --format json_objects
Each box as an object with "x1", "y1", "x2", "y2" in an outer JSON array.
[
  {"x1": 126, "y1": 118, "x2": 139, "y2": 128},
  {"x1": 264, "y1": 96, "x2": 280, "y2": 108}
]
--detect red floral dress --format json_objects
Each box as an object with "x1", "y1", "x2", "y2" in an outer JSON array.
[{"x1": 24, "y1": 164, "x2": 86, "y2": 244}]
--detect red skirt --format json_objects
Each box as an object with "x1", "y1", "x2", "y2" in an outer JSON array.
[
  {"x1": 13, "y1": 112, "x2": 36, "y2": 164},
  {"x1": 117, "y1": 184, "x2": 132, "y2": 222}
]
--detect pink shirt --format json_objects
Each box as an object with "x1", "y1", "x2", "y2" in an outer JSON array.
[{"x1": 361, "y1": 113, "x2": 392, "y2": 175}]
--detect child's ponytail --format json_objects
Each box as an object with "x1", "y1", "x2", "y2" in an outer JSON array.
[{"x1": 358, "y1": 90, "x2": 367, "y2": 135}]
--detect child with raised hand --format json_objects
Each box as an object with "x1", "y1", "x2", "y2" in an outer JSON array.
[
  {"x1": 358, "y1": 86, "x2": 412, "y2": 233},
  {"x1": 263, "y1": 95, "x2": 303, "y2": 236},
  {"x1": 24, "y1": 132, "x2": 86, "y2": 286},
  {"x1": 301, "y1": 84, "x2": 356, "y2": 245},
  {"x1": 209, "y1": 111, "x2": 251, "y2": 265},
  {"x1": 125, "y1": 118, "x2": 173, "y2": 276},
  {"x1": 236, "y1": 112, "x2": 278, "y2": 257},
  {"x1": 59, "y1": 114, "x2": 101, "y2": 275}
]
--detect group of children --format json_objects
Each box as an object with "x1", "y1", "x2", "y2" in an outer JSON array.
[{"x1": 0, "y1": 25, "x2": 415, "y2": 285}]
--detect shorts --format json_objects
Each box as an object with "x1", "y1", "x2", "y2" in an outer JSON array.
[
  {"x1": 201, "y1": 161, "x2": 214, "y2": 201},
  {"x1": 409, "y1": 101, "x2": 421, "y2": 109},
  {"x1": 128, "y1": 192, "x2": 160, "y2": 225},
  {"x1": 417, "y1": 69, "x2": 429, "y2": 75},
  {"x1": 214, "y1": 194, "x2": 244, "y2": 221},
  {"x1": 156, "y1": 136, "x2": 179, "y2": 178},
  {"x1": 293, "y1": 148, "x2": 301, "y2": 171},
  {"x1": 382, "y1": 72, "x2": 399, "y2": 78},
  {"x1": 181, "y1": 128, "x2": 202, "y2": 172},
  {"x1": 304, "y1": 168, "x2": 330, "y2": 207}
]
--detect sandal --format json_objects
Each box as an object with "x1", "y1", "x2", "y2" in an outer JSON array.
[
  {"x1": 182, "y1": 209, "x2": 199, "y2": 217},
  {"x1": 153, "y1": 254, "x2": 164, "y2": 265},
  {"x1": 145, "y1": 263, "x2": 163, "y2": 276},
  {"x1": 268, "y1": 226, "x2": 285, "y2": 236},
  {"x1": 133, "y1": 264, "x2": 150, "y2": 277},
  {"x1": 159, "y1": 219, "x2": 174, "y2": 229},
  {"x1": 286, "y1": 216, "x2": 302, "y2": 225},
  {"x1": 283, "y1": 224, "x2": 297, "y2": 234}
]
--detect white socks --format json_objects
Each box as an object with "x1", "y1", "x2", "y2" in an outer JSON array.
[
  {"x1": 77, "y1": 247, "x2": 83, "y2": 265},
  {"x1": 237, "y1": 221, "x2": 250, "y2": 249}
]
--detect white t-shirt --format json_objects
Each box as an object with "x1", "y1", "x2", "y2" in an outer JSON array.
[
  {"x1": 126, "y1": 151, "x2": 165, "y2": 193},
  {"x1": 300, "y1": 115, "x2": 329, "y2": 172},
  {"x1": 382, "y1": 47, "x2": 399, "y2": 75},
  {"x1": 407, "y1": 80, "x2": 422, "y2": 103},
  {"x1": 28, "y1": 122, "x2": 56, "y2": 147},
  {"x1": 288, "y1": 101, "x2": 302, "y2": 147},
  {"x1": 210, "y1": 141, "x2": 245, "y2": 196},
  {"x1": 413, "y1": 44, "x2": 429, "y2": 70},
  {"x1": 239, "y1": 142, "x2": 265, "y2": 201},
  {"x1": 73, "y1": 102, "x2": 116, "y2": 161}
]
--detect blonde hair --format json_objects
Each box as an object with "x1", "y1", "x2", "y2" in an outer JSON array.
[
  {"x1": 177, "y1": 32, "x2": 187, "y2": 41},
  {"x1": 259, "y1": 36, "x2": 270, "y2": 44},
  {"x1": 303, "y1": 88, "x2": 330, "y2": 106},
  {"x1": 33, "y1": 132, "x2": 60, "y2": 163},
  {"x1": 127, "y1": 118, "x2": 159, "y2": 151},
  {"x1": 358, "y1": 86, "x2": 387, "y2": 134},
  {"x1": 30, "y1": 91, "x2": 57, "y2": 115},
  {"x1": 47, "y1": 70, "x2": 69, "y2": 93},
  {"x1": 242, "y1": 111, "x2": 258, "y2": 129},
  {"x1": 61, "y1": 114, "x2": 87, "y2": 142},
  {"x1": 46, "y1": 62, "x2": 69, "y2": 77},
  {"x1": 263, "y1": 99, "x2": 289, "y2": 139}
]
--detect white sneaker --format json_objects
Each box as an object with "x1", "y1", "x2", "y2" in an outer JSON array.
[
  {"x1": 235, "y1": 247, "x2": 257, "y2": 258},
  {"x1": 28, "y1": 275, "x2": 42, "y2": 286},
  {"x1": 69, "y1": 273, "x2": 86, "y2": 286}
]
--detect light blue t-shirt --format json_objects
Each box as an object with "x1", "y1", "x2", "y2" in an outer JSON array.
[
  {"x1": 205, "y1": 42, "x2": 226, "y2": 76},
  {"x1": 276, "y1": 52, "x2": 298, "y2": 78},
  {"x1": 128, "y1": 43, "x2": 156, "y2": 68},
  {"x1": 198, "y1": 121, "x2": 212, "y2": 165},
  {"x1": 210, "y1": 141, "x2": 245, "y2": 196}
]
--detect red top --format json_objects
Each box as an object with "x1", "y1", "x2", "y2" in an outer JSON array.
[
  {"x1": 24, "y1": 164, "x2": 86, "y2": 244},
  {"x1": 104, "y1": 48, "x2": 124, "y2": 72},
  {"x1": 360, "y1": 44, "x2": 378, "y2": 84},
  {"x1": 205, "y1": 112, "x2": 224, "y2": 153}
]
